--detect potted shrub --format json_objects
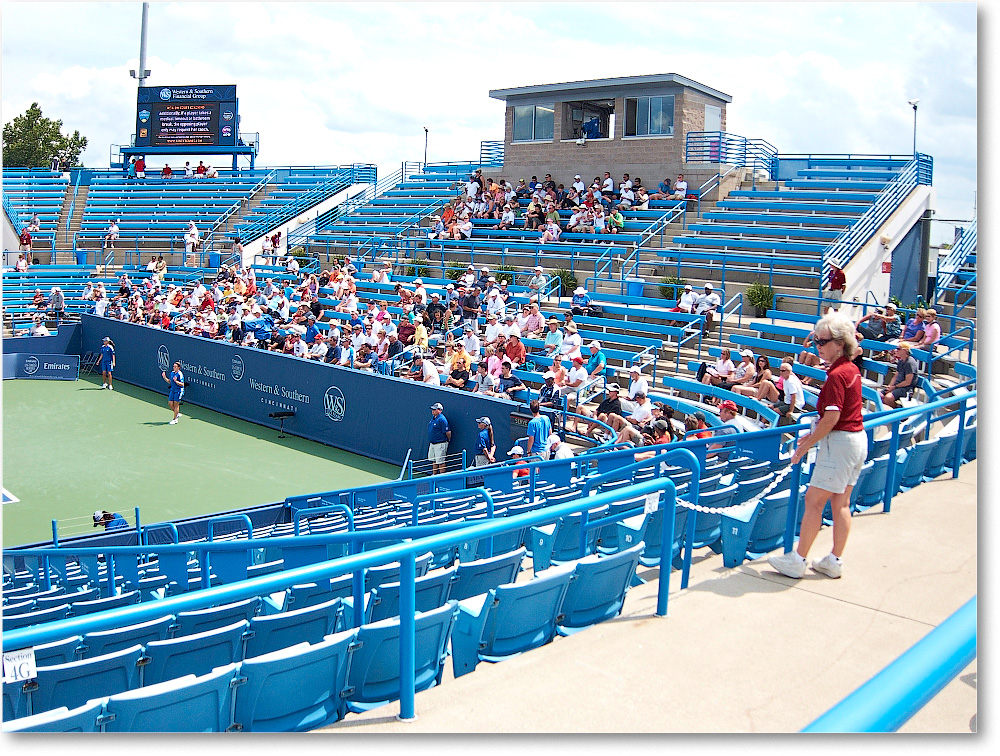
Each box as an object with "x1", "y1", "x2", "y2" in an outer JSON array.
[
  {"x1": 552, "y1": 268, "x2": 578, "y2": 300},
  {"x1": 658, "y1": 275, "x2": 686, "y2": 300},
  {"x1": 746, "y1": 280, "x2": 774, "y2": 317}
]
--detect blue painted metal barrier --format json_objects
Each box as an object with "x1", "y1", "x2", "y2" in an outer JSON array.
[
  {"x1": 803, "y1": 596, "x2": 976, "y2": 732},
  {"x1": 3, "y1": 475, "x2": 682, "y2": 722}
]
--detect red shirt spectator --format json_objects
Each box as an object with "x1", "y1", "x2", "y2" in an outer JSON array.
[
  {"x1": 161, "y1": 164, "x2": 173, "y2": 178},
  {"x1": 817, "y1": 356, "x2": 864, "y2": 432}
]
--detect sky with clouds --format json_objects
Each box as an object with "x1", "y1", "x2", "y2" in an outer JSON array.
[{"x1": 2, "y1": 1, "x2": 979, "y2": 243}]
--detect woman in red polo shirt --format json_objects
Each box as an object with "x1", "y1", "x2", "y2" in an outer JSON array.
[{"x1": 769, "y1": 313, "x2": 866, "y2": 580}]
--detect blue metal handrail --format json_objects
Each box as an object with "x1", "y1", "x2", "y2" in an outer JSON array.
[
  {"x1": 935, "y1": 217, "x2": 976, "y2": 299},
  {"x1": 804, "y1": 595, "x2": 976, "y2": 732},
  {"x1": 685, "y1": 131, "x2": 779, "y2": 179},
  {"x1": 822, "y1": 154, "x2": 932, "y2": 279},
  {"x1": 3, "y1": 475, "x2": 684, "y2": 721},
  {"x1": 479, "y1": 140, "x2": 504, "y2": 166}
]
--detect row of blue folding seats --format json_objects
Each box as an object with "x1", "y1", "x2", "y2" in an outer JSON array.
[{"x1": 5, "y1": 601, "x2": 458, "y2": 731}]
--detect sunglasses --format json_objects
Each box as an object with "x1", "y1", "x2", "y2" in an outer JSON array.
[{"x1": 813, "y1": 336, "x2": 836, "y2": 347}]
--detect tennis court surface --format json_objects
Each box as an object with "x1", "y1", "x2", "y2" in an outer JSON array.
[{"x1": 2, "y1": 375, "x2": 398, "y2": 547}]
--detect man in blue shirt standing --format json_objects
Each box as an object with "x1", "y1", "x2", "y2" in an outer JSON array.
[
  {"x1": 524, "y1": 399, "x2": 552, "y2": 459},
  {"x1": 427, "y1": 402, "x2": 452, "y2": 475}
]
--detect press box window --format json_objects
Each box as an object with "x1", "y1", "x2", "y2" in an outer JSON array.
[
  {"x1": 512, "y1": 104, "x2": 555, "y2": 142},
  {"x1": 624, "y1": 95, "x2": 674, "y2": 137}
]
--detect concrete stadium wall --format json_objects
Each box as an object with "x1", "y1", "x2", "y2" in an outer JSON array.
[{"x1": 80, "y1": 315, "x2": 519, "y2": 466}]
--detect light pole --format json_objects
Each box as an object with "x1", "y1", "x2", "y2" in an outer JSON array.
[
  {"x1": 423, "y1": 127, "x2": 429, "y2": 166},
  {"x1": 907, "y1": 99, "x2": 919, "y2": 156}
]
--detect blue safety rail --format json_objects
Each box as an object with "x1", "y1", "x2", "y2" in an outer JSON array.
[
  {"x1": 227, "y1": 164, "x2": 376, "y2": 247},
  {"x1": 804, "y1": 596, "x2": 976, "y2": 732},
  {"x1": 685, "y1": 131, "x2": 779, "y2": 178},
  {"x1": 2, "y1": 470, "x2": 692, "y2": 723},
  {"x1": 479, "y1": 140, "x2": 504, "y2": 166},
  {"x1": 822, "y1": 154, "x2": 933, "y2": 279},
  {"x1": 934, "y1": 217, "x2": 976, "y2": 318}
]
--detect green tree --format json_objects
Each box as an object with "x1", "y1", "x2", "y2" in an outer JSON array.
[{"x1": 3, "y1": 102, "x2": 88, "y2": 168}]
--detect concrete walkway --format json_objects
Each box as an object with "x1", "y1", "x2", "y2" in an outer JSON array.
[{"x1": 321, "y1": 459, "x2": 977, "y2": 733}]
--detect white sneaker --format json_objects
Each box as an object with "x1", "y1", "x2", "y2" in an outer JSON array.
[
  {"x1": 169, "y1": 418, "x2": 178, "y2": 425},
  {"x1": 811, "y1": 554, "x2": 843, "y2": 579},
  {"x1": 108, "y1": 385, "x2": 113, "y2": 391},
  {"x1": 768, "y1": 550, "x2": 806, "y2": 579},
  {"x1": 102, "y1": 383, "x2": 108, "y2": 389},
  {"x1": 177, "y1": 413, "x2": 183, "y2": 418}
]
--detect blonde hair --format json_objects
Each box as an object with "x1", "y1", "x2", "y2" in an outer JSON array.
[
  {"x1": 925, "y1": 308, "x2": 937, "y2": 317},
  {"x1": 815, "y1": 312, "x2": 860, "y2": 359}
]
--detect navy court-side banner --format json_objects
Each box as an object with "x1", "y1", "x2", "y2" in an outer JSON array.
[
  {"x1": 81, "y1": 316, "x2": 518, "y2": 466},
  {"x1": 2, "y1": 353, "x2": 80, "y2": 380}
]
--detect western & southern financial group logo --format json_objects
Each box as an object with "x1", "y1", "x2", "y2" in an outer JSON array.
[
  {"x1": 231, "y1": 354, "x2": 245, "y2": 381},
  {"x1": 159, "y1": 88, "x2": 172, "y2": 101},
  {"x1": 323, "y1": 386, "x2": 346, "y2": 422},
  {"x1": 22, "y1": 356, "x2": 39, "y2": 375},
  {"x1": 157, "y1": 345, "x2": 171, "y2": 372}
]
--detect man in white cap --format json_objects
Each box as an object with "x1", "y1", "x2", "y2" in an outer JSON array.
[
  {"x1": 572, "y1": 174, "x2": 585, "y2": 194},
  {"x1": 507, "y1": 444, "x2": 529, "y2": 479},
  {"x1": 620, "y1": 365, "x2": 649, "y2": 414},
  {"x1": 538, "y1": 370, "x2": 562, "y2": 408},
  {"x1": 528, "y1": 265, "x2": 547, "y2": 299},
  {"x1": 483, "y1": 311, "x2": 503, "y2": 349},
  {"x1": 462, "y1": 323, "x2": 481, "y2": 357},
  {"x1": 547, "y1": 432, "x2": 574, "y2": 460},
  {"x1": 586, "y1": 340, "x2": 607, "y2": 379},
  {"x1": 694, "y1": 282, "x2": 721, "y2": 334},
  {"x1": 669, "y1": 283, "x2": 697, "y2": 314}
]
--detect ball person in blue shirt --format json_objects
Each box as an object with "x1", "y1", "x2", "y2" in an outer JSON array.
[
  {"x1": 162, "y1": 360, "x2": 185, "y2": 425},
  {"x1": 427, "y1": 402, "x2": 451, "y2": 475},
  {"x1": 100, "y1": 336, "x2": 116, "y2": 390},
  {"x1": 475, "y1": 416, "x2": 496, "y2": 467}
]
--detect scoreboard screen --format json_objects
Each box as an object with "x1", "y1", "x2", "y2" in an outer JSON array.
[{"x1": 135, "y1": 85, "x2": 238, "y2": 148}]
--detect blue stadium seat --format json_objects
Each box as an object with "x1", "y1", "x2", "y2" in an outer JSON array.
[
  {"x1": 34, "y1": 586, "x2": 98, "y2": 611},
  {"x1": 631, "y1": 504, "x2": 688, "y2": 568},
  {"x1": 142, "y1": 620, "x2": 249, "y2": 686},
  {"x1": 24, "y1": 644, "x2": 144, "y2": 717},
  {"x1": 720, "y1": 486, "x2": 807, "y2": 567},
  {"x1": 79, "y1": 614, "x2": 175, "y2": 659},
  {"x1": 30, "y1": 635, "x2": 83, "y2": 666},
  {"x1": 285, "y1": 573, "x2": 355, "y2": 610},
  {"x1": 528, "y1": 505, "x2": 608, "y2": 571},
  {"x1": 244, "y1": 596, "x2": 343, "y2": 659},
  {"x1": 102, "y1": 663, "x2": 239, "y2": 733},
  {"x1": 71, "y1": 590, "x2": 140, "y2": 616},
  {"x1": 172, "y1": 596, "x2": 260, "y2": 636},
  {"x1": 344, "y1": 601, "x2": 458, "y2": 712},
  {"x1": 555, "y1": 542, "x2": 644, "y2": 635},
  {"x1": 2, "y1": 699, "x2": 104, "y2": 732},
  {"x1": 851, "y1": 454, "x2": 891, "y2": 511},
  {"x1": 449, "y1": 547, "x2": 526, "y2": 601},
  {"x1": 3, "y1": 603, "x2": 70, "y2": 630},
  {"x1": 596, "y1": 494, "x2": 647, "y2": 554},
  {"x1": 893, "y1": 438, "x2": 938, "y2": 492},
  {"x1": 682, "y1": 483, "x2": 739, "y2": 559},
  {"x1": 364, "y1": 551, "x2": 433, "y2": 593},
  {"x1": 233, "y1": 630, "x2": 357, "y2": 731},
  {"x1": 366, "y1": 565, "x2": 457, "y2": 623},
  {"x1": 451, "y1": 565, "x2": 574, "y2": 678},
  {"x1": 923, "y1": 433, "x2": 958, "y2": 480}
]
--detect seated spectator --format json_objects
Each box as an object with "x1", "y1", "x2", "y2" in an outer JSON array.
[
  {"x1": 693, "y1": 283, "x2": 721, "y2": 334},
  {"x1": 707, "y1": 400, "x2": 742, "y2": 456},
  {"x1": 539, "y1": 218, "x2": 561, "y2": 243},
  {"x1": 606, "y1": 206, "x2": 625, "y2": 234},
  {"x1": 445, "y1": 359, "x2": 471, "y2": 389},
  {"x1": 522, "y1": 302, "x2": 545, "y2": 337},
  {"x1": 408, "y1": 351, "x2": 440, "y2": 384},
  {"x1": 669, "y1": 174, "x2": 689, "y2": 200},
  {"x1": 527, "y1": 265, "x2": 547, "y2": 298},
  {"x1": 669, "y1": 284, "x2": 697, "y2": 317},
  {"x1": 538, "y1": 370, "x2": 562, "y2": 409},
  {"x1": 504, "y1": 333, "x2": 527, "y2": 367},
  {"x1": 494, "y1": 203, "x2": 517, "y2": 230},
  {"x1": 897, "y1": 308, "x2": 926, "y2": 345},
  {"x1": 161, "y1": 164, "x2": 172, "y2": 178},
  {"x1": 472, "y1": 361, "x2": 496, "y2": 395},
  {"x1": 856, "y1": 303, "x2": 902, "y2": 342},
  {"x1": 918, "y1": 308, "x2": 942, "y2": 351},
  {"x1": 649, "y1": 178, "x2": 673, "y2": 200},
  {"x1": 604, "y1": 392, "x2": 653, "y2": 443},
  {"x1": 881, "y1": 343, "x2": 919, "y2": 408},
  {"x1": 493, "y1": 359, "x2": 526, "y2": 399},
  {"x1": 524, "y1": 198, "x2": 544, "y2": 230},
  {"x1": 733, "y1": 356, "x2": 775, "y2": 397},
  {"x1": 716, "y1": 349, "x2": 757, "y2": 394},
  {"x1": 580, "y1": 383, "x2": 623, "y2": 438}
]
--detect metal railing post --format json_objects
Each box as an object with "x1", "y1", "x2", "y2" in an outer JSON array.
[{"x1": 397, "y1": 551, "x2": 417, "y2": 721}]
